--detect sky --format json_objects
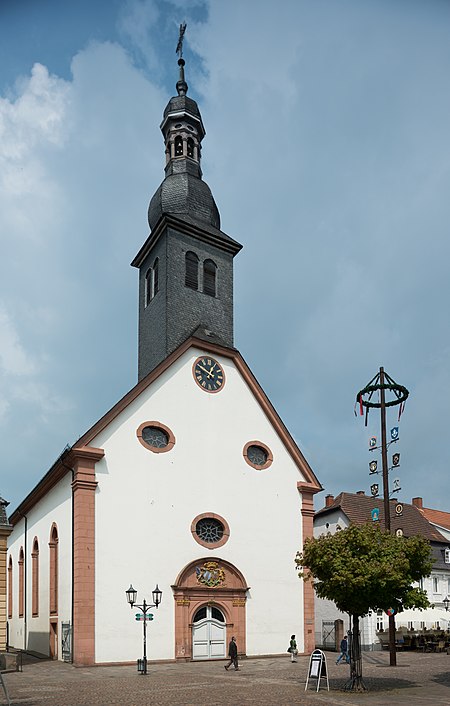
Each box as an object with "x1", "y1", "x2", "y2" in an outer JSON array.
[{"x1": 1, "y1": 0, "x2": 450, "y2": 515}]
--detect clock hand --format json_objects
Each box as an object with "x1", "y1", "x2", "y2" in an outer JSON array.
[{"x1": 198, "y1": 364, "x2": 213, "y2": 378}]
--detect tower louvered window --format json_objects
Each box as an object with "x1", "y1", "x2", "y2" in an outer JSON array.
[
  {"x1": 185, "y1": 251, "x2": 199, "y2": 290},
  {"x1": 203, "y1": 259, "x2": 217, "y2": 297},
  {"x1": 187, "y1": 137, "x2": 194, "y2": 158}
]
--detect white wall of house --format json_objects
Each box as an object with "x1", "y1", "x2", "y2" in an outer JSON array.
[
  {"x1": 7, "y1": 474, "x2": 72, "y2": 658},
  {"x1": 91, "y1": 348, "x2": 309, "y2": 663},
  {"x1": 314, "y1": 510, "x2": 349, "y2": 538}
]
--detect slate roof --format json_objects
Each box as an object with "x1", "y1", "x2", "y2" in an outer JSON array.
[
  {"x1": 148, "y1": 171, "x2": 221, "y2": 231},
  {"x1": 316, "y1": 492, "x2": 448, "y2": 544}
]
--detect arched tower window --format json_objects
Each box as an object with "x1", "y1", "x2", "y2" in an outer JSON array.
[
  {"x1": 145, "y1": 258, "x2": 159, "y2": 306},
  {"x1": 187, "y1": 137, "x2": 194, "y2": 158},
  {"x1": 18, "y1": 547, "x2": 24, "y2": 618},
  {"x1": 174, "y1": 135, "x2": 183, "y2": 156},
  {"x1": 31, "y1": 538, "x2": 39, "y2": 617},
  {"x1": 8, "y1": 556, "x2": 12, "y2": 619},
  {"x1": 49, "y1": 524, "x2": 59, "y2": 616},
  {"x1": 203, "y1": 259, "x2": 217, "y2": 297},
  {"x1": 185, "y1": 251, "x2": 199, "y2": 290}
]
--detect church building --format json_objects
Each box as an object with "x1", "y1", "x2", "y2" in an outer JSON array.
[{"x1": 6, "y1": 53, "x2": 322, "y2": 666}]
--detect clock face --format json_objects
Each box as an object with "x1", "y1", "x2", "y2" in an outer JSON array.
[{"x1": 193, "y1": 356, "x2": 225, "y2": 392}]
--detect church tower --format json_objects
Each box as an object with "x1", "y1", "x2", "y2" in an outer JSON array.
[{"x1": 132, "y1": 55, "x2": 242, "y2": 381}]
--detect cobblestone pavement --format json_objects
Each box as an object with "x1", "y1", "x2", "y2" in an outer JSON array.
[{"x1": 2, "y1": 651, "x2": 450, "y2": 706}]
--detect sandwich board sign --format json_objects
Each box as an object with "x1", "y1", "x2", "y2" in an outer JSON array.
[{"x1": 305, "y1": 649, "x2": 329, "y2": 692}]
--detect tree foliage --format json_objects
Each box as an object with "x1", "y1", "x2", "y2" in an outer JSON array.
[{"x1": 296, "y1": 523, "x2": 433, "y2": 617}]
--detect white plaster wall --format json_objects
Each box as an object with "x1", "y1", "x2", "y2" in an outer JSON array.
[
  {"x1": 91, "y1": 347, "x2": 309, "y2": 663},
  {"x1": 314, "y1": 510, "x2": 349, "y2": 538},
  {"x1": 7, "y1": 474, "x2": 72, "y2": 658}
]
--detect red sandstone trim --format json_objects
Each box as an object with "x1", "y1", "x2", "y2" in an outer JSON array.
[
  {"x1": 298, "y1": 486, "x2": 317, "y2": 654},
  {"x1": 70, "y1": 446, "x2": 102, "y2": 667}
]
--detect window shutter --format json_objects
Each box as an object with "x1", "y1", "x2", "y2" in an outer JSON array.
[{"x1": 203, "y1": 259, "x2": 216, "y2": 297}]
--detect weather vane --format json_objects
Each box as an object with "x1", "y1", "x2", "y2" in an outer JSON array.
[{"x1": 176, "y1": 22, "x2": 187, "y2": 59}]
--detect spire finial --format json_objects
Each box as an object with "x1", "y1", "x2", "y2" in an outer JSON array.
[{"x1": 175, "y1": 22, "x2": 188, "y2": 96}]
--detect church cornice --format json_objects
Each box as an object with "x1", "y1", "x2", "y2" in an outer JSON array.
[{"x1": 131, "y1": 213, "x2": 242, "y2": 269}]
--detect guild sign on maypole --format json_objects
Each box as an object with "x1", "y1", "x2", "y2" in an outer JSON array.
[{"x1": 355, "y1": 366, "x2": 409, "y2": 667}]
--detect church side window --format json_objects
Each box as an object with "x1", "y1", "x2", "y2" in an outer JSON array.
[
  {"x1": 18, "y1": 547, "x2": 24, "y2": 618},
  {"x1": 8, "y1": 556, "x2": 12, "y2": 619},
  {"x1": 203, "y1": 259, "x2": 217, "y2": 297},
  {"x1": 32, "y1": 537, "x2": 39, "y2": 617},
  {"x1": 187, "y1": 137, "x2": 194, "y2": 158},
  {"x1": 136, "y1": 421, "x2": 176, "y2": 454},
  {"x1": 175, "y1": 135, "x2": 183, "y2": 156},
  {"x1": 49, "y1": 524, "x2": 59, "y2": 615},
  {"x1": 145, "y1": 258, "x2": 159, "y2": 306},
  {"x1": 185, "y1": 251, "x2": 199, "y2": 290}
]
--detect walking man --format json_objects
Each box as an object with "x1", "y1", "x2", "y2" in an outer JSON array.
[
  {"x1": 336, "y1": 634, "x2": 350, "y2": 664},
  {"x1": 224, "y1": 636, "x2": 239, "y2": 671}
]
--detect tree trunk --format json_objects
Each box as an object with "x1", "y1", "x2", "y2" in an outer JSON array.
[{"x1": 345, "y1": 614, "x2": 367, "y2": 691}]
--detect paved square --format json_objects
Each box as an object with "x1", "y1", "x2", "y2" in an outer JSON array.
[{"x1": 2, "y1": 651, "x2": 450, "y2": 705}]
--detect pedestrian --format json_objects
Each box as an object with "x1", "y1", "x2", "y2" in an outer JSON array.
[
  {"x1": 289, "y1": 634, "x2": 298, "y2": 662},
  {"x1": 336, "y1": 634, "x2": 350, "y2": 664},
  {"x1": 224, "y1": 636, "x2": 239, "y2": 671}
]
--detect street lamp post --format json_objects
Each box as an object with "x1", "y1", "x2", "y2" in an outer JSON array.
[
  {"x1": 443, "y1": 596, "x2": 449, "y2": 612},
  {"x1": 125, "y1": 584, "x2": 162, "y2": 674}
]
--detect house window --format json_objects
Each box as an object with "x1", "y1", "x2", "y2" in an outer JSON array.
[
  {"x1": 8, "y1": 556, "x2": 12, "y2": 619},
  {"x1": 376, "y1": 610, "x2": 384, "y2": 631},
  {"x1": 203, "y1": 259, "x2": 217, "y2": 297},
  {"x1": 18, "y1": 547, "x2": 24, "y2": 618},
  {"x1": 445, "y1": 548, "x2": 450, "y2": 564},
  {"x1": 175, "y1": 135, "x2": 183, "y2": 156},
  {"x1": 185, "y1": 251, "x2": 199, "y2": 290},
  {"x1": 31, "y1": 538, "x2": 39, "y2": 617},
  {"x1": 433, "y1": 576, "x2": 439, "y2": 593},
  {"x1": 49, "y1": 524, "x2": 59, "y2": 615},
  {"x1": 145, "y1": 258, "x2": 159, "y2": 306}
]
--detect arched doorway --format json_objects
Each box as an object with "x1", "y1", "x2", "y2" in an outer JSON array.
[
  {"x1": 173, "y1": 558, "x2": 249, "y2": 661},
  {"x1": 192, "y1": 605, "x2": 226, "y2": 659}
]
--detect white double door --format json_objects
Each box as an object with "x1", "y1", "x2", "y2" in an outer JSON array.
[{"x1": 192, "y1": 607, "x2": 226, "y2": 660}]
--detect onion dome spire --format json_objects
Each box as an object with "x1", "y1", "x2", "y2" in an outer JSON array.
[{"x1": 147, "y1": 23, "x2": 221, "y2": 231}]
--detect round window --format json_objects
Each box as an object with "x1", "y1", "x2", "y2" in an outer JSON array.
[
  {"x1": 191, "y1": 513, "x2": 230, "y2": 549},
  {"x1": 196, "y1": 518, "x2": 224, "y2": 543},
  {"x1": 136, "y1": 421, "x2": 175, "y2": 453},
  {"x1": 247, "y1": 445, "x2": 268, "y2": 467},
  {"x1": 142, "y1": 426, "x2": 169, "y2": 448},
  {"x1": 243, "y1": 441, "x2": 273, "y2": 470}
]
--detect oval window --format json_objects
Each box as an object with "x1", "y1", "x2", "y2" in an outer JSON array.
[
  {"x1": 136, "y1": 421, "x2": 175, "y2": 453},
  {"x1": 243, "y1": 441, "x2": 273, "y2": 470}
]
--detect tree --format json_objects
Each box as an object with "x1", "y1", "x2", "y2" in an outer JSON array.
[{"x1": 296, "y1": 523, "x2": 433, "y2": 691}]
